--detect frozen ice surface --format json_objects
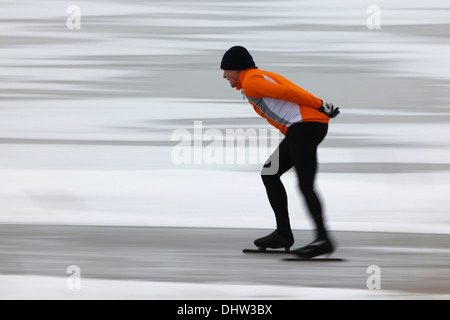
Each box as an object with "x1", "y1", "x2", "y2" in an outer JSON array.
[{"x1": 2, "y1": 275, "x2": 449, "y2": 300}]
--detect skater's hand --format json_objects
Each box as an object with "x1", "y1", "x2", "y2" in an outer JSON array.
[{"x1": 319, "y1": 101, "x2": 340, "y2": 118}]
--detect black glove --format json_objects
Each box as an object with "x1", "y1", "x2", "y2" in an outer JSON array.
[{"x1": 319, "y1": 101, "x2": 340, "y2": 118}]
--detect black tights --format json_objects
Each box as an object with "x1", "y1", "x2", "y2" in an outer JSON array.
[{"x1": 261, "y1": 122, "x2": 328, "y2": 240}]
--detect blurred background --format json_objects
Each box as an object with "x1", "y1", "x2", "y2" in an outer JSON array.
[{"x1": 0, "y1": 0, "x2": 449, "y2": 299}]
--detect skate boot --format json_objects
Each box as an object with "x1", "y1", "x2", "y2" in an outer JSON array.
[
  {"x1": 254, "y1": 230, "x2": 294, "y2": 252},
  {"x1": 293, "y1": 237, "x2": 334, "y2": 259}
]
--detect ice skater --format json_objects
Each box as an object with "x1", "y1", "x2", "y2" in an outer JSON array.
[{"x1": 220, "y1": 46, "x2": 339, "y2": 258}]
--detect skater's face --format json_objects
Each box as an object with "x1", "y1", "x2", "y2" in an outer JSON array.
[{"x1": 223, "y1": 70, "x2": 241, "y2": 88}]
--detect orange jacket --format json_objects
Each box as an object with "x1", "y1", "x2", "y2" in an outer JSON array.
[{"x1": 236, "y1": 68, "x2": 328, "y2": 135}]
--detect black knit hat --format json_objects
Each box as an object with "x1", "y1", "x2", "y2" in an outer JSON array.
[{"x1": 220, "y1": 46, "x2": 256, "y2": 70}]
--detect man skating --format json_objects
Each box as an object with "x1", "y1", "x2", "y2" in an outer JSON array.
[{"x1": 220, "y1": 46, "x2": 339, "y2": 258}]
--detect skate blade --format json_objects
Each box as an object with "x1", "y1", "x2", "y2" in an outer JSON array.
[
  {"x1": 243, "y1": 248, "x2": 292, "y2": 254},
  {"x1": 283, "y1": 257, "x2": 345, "y2": 262}
]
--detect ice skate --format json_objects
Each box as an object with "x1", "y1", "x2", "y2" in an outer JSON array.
[
  {"x1": 249, "y1": 230, "x2": 294, "y2": 252},
  {"x1": 293, "y1": 237, "x2": 334, "y2": 259}
]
